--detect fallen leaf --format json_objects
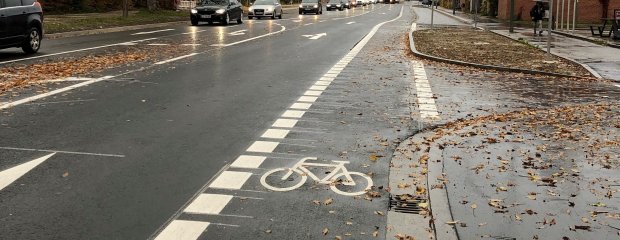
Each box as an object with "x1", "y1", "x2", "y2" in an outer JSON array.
[
  {"x1": 324, "y1": 198, "x2": 333, "y2": 205},
  {"x1": 62, "y1": 171, "x2": 69, "y2": 178},
  {"x1": 322, "y1": 228, "x2": 329, "y2": 235}
]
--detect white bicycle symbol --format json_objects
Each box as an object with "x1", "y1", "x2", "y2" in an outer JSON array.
[{"x1": 260, "y1": 157, "x2": 373, "y2": 196}]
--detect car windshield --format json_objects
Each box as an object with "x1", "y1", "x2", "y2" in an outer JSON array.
[
  {"x1": 302, "y1": 0, "x2": 318, "y2": 3},
  {"x1": 199, "y1": 0, "x2": 228, "y2": 5},
  {"x1": 253, "y1": 0, "x2": 274, "y2": 4}
]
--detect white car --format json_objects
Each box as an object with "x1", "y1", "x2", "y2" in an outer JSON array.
[{"x1": 248, "y1": 0, "x2": 283, "y2": 19}]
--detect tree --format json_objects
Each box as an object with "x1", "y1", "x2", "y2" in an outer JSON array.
[
  {"x1": 598, "y1": 0, "x2": 609, "y2": 18},
  {"x1": 147, "y1": 0, "x2": 159, "y2": 10}
]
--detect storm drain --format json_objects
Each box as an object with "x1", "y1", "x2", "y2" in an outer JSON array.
[{"x1": 388, "y1": 194, "x2": 427, "y2": 214}]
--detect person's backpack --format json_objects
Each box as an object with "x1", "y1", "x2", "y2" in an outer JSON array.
[{"x1": 530, "y1": 6, "x2": 540, "y2": 19}]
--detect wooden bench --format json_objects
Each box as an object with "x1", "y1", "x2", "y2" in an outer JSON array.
[{"x1": 590, "y1": 19, "x2": 613, "y2": 37}]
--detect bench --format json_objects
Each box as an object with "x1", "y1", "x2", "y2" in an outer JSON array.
[{"x1": 592, "y1": 9, "x2": 620, "y2": 38}]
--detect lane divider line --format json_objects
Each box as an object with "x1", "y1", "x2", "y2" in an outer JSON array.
[
  {"x1": 260, "y1": 129, "x2": 291, "y2": 139},
  {"x1": 154, "y1": 53, "x2": 199, "y2": 65},
  {"x1": 272, "y1": 119, "x2": 299, "y2": 128},
  {"x1": 208, "y1": 171, "x2": 252, "y2": 189},
  {"x1": 230, "y1": 155, "x2": 267, "y2": 169},
  {"x1": 184, "y1": 194, "x2": 234, "y2": 215},
  {"x1": 132, "y1": 29, "x2": 175, "y2": 35},
  {"x1": 411, "y1": 61, "x2": 440, "y2": 120},
  {"x1": 154, "y1": 220, "x2": 210, "y2": 240},
  {"x1": 282, "y1": 110, "x2": 306, "y2": 118},
  {"x1": 246, "y1": 141, "x2": 280, "y2": 153}
]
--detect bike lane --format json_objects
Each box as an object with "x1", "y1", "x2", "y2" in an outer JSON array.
[{"x1": 151, "y1": 5, "x2": 417, "y2": 240}]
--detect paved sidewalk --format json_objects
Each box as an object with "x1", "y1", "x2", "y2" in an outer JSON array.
[{"x1": 430, "y1": 6, "x2": 620, "y2": 82}]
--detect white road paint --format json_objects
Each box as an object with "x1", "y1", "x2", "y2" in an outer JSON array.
[
  {"x1": 0, "y1": 76, "x2": 114, "y2": 110},
  {"x1": 0, "y1": 146, "x2": 125, "y2": 157},
  {"x1": 147, "y1": 43, "x2": 170, "y2": 46},
  {"x1": 132, "y1": 29, "x2": 174, "y2": 35},
  {"x1": 314, "y1": 81, "x2": 330, "y2": 86},
  {"x1": 208, "y1": 171, "x2": 252, "y2": 189},
  {"x1": 228, "y1": 30, "x2": 247, "y2": 36},
  {"x1": 246, "y1": 141, "x2": 280, "y2": 153},
  {"x1": 154, "y1": 53, "x2": 199, "y2": 65},
  {"x1": 615, "y1": 84, "x2": 620, "y2": 88},
  {"x1": 346, "y1": 21, "x2": 355, "y2": 24},
  {"x1": 297, "y1": 96, "x2": 318, "y2": 102},
  {"x1": 38, "y1": 77, "x2": 97, "y2": 83},
  {"x1": 272, "y1": 119, "x2": 298, "y2": 128},
  {"x1": 0, "y1": 38, "x2": 156, "y2": 65},
  {"x1": 320, "y1": 77, "x2": 335, "y2": 81},
  {"x1": 184, "y1": 194, "x2": 233, "y2": 214},
  {"x1": 309, "y1": 85, "x2": 328, "y2": 91},
  {"x1": 281, "y1": 110, "x2": 306, "y2": 118},
  {"x1": 23, "y1": 99, "x2": 97, "y2": 105},
  {"x1": 210, "y1": 25, "x2": 286, "y2": 47},
  {"x1": 181, "y1": 44, "x2": 201, "y2": 46},
  {"x1": 302, "y1": 32, "x2": 327, "y2": 40},
  {"x1": 0, "y1": 153, "x2": 56, "y2": 191},
  {"x1": 261, "y1": 129, "x2": 290, "y2": 139},
  {"x1": 230, "y1": 155, "x2": 267, "y2": 169},
  {"x1": 289, "y1": 103, "x2": 312, "y2": 110},
  {"x1": 304, "y1": 90, "x2": 323, "y2": 96},
  {"x1": 154, "y1": 220, "x2": 210, "y2": 240},
  {"x1": 411, "y1": 61, "x2": 440, "y2": 120}
]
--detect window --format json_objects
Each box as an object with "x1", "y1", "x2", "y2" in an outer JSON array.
[
  {"x1": 22, "y1": 0, "x2": 36, "y2": 5},
  {"x1": 4, "y1": 0, "x2": 22, "y2": 7}
]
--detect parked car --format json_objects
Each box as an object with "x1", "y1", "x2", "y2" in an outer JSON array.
[
  {"x1": 348, "y1": 0, "x2": 357, "y2": 7},
  {"x1": 0, "y1": 0, "x2": 43, "y2": 54},
  {"x1": 325, "y1": 0, "x2": 345, "y2": 11},
  {"x1": 248, "y1": 0, "x2": 283, "y2": 19},
  {"x1": 299, "y1": 0, "x2": 322, "y2": 15},
  {"x1": 190, "y1": 0, "x2": 243, "y2": 25}
]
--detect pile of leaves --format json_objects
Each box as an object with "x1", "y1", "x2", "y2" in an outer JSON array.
[{"x1": 412, "y1": 28, "x2": 592, "y2": 77}]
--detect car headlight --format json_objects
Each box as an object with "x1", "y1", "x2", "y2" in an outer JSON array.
[
  {"x1": 216, "y1": 9, "x2": 226, "y2": 14},
  {"x1": 190, "y1": 9, "x2": 198, "y2": 14},
  {"x1": 336, "y1": 4, "x2": 341, "y2": 6},
  {"x1": 299, "y1": 4, "x2": 303, "y2": 7},
  {"x1": 266, "y1": 7, "x2": 273, "y2": 11},
  {"x1": 313, "y1": 4, "x2": 318, "y2": 7},
  {"x1": 249, "y1": 7, "x2": 253, "y2": 11}
]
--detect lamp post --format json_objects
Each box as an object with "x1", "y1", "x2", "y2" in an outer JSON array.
[
  {"x1": 509, "y1": 0, "x2": 514, "y2": 33},
  {"x1": 547, "y1": 0, "x2": 553, "y2": 53}
]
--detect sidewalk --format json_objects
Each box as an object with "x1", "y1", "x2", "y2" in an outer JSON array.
[{"x1": 431, "y1": 6, "x2": 620, "y2": 82}]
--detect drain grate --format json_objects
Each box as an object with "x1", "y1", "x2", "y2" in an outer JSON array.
[{"x1": 388, "y1": 194, "x2": 427, "y2": 214}]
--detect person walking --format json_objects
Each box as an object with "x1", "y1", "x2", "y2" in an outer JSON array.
[{"x1": 530, "y1": 1, "x2": 545, "y2": 36}]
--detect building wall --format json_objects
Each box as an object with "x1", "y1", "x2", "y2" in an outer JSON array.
[{"x1": 498, "y1": 0, "x2": 620, "y2": 23}]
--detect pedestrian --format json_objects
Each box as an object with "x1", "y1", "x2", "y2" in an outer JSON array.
[{"x1": 530, "y1": 1, "x2": 545, "y2": 36}]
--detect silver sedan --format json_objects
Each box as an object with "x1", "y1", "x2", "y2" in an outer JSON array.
[{"x1": 248, "y1": 0, "x2": 283, "y2": 19}]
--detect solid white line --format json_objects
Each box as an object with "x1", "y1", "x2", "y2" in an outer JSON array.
[
  {"x1": 282, "y1": 110, "x2": 306, "y2": 118},
  {"x1": 184, "y1": 194, "x2": 233, "y2": 215},
  {"x1": 211, "y1": 25, "x2": 286, "y2": 47},
  {"x1": 23, "y1": 99, "x2": 97, "y2": 105},
  {"x1": 38, "y1": 77, "x2": 97, "y2": 83},
  {"x1": 147, "y1": 43, "x2": 170, "y2": 46},
  {"x1": 0, "y1": 76, "x2": 114, "y2": 110},
  {"x1": 272, "y1": 119, "x2": 298, "y2": 128},
  {"x1": 0, "y1": 153, "x2": 55, "y2": 191},
  {"x1": 132, "y1": 29, "x2": 174, "y2": 35},
  {"x1": 246, "y1": 141, "x2": 280, "y2": 153},
  {"x1": 230, "y1": 155, "x2": 267, "y2": 169},
  {"x1": 0, "y1": 146, "x2": 124, "y2": 157},
  {"x1": 154, "y1": 53, "x2": 199, "y2": 65},
  {"x1": 261, "y1": 129, "x2": 290, "y2": 139},
  {"x1": 154, "y1": 220, "x2": 210, "y2": 240},
  {"x1": 0, "y1": 38, "x2": 156, "y2": 65},
  {"x1": 208, "y1": 171, "x2": 252, "y2": 189}
]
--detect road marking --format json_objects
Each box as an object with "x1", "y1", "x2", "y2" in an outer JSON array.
[
  {"x1": 323, "y1": 73, "x2": 338, "y2": 78},
  {"x1": 411, "y1": 61, "x2": 440, "y2": 120},
  {"x1": 289, "y1": 103, "x2": 312, "y2": 110},
  {"x1": 228, "y1": 30, "x2": 247, "y2": 36},
  {"x1": 154, "y1": 53, "x2": 199, "y2": 65},
  {"x1": 210, "y1": 25, "x2": 286, "y2": 47},
  {"x1": 230, "y1": 155, "x2": 267, "y2": 168},
  {"x1": 208, "y1": 171, "x2": 252, "y2": 189},
  {"x1": 309, "y1": 85, "x2": 328, "y2": 91},
  {"x1": 0, "y1": 153, "x2": 55, "y2": 191},
  {"x1": 0, "y1": 76, "x2": 114, "y2": 110},
  {"x1": 282, "y1": 109, "x2": 306, "y2": 118},
  {"x1": 132, "y1": 29, "x2": 174, "y2": 35},
  {"x1": 314, "y1": 81, "x2": 330, "y2": 86},
  {"x1": 0, "y1": 146, "x2": 125, "y2": 157},
  {"x1": 615, "y1": 84, "x2": 620, "y2": 88},
  {"x1": 302, "y1": 32, "x2": 327, "y2": 40},
  {"x1": 304, "y1": 90, "x2": 323, "y2": 96},
  {"x1": 293, "y1": 20, "x2": 302, "y2": 22},
  {"x1": 154, "y1": 220, "x2": 210, "y2": 240},
  {"x1": 346, "y1": 21, "x2": 355, "y2": 24},
  {"x1": 261, "y1": 129, "x2": 290, "y2": 139},
  {"x1": 320, "y1": 77, "x2": 335, "y2": 82},
  {"x1": 147, "y1": 43, "x2": 170, "y2": 46},
  {"x1": 297, "y1": 96, "x2": 318, "y2": 102},
  {"x1": 0, "y1": 38, "x2": 156, "y2": 65},
  {"x1": 304, "y1": 23, "x2": 313, "y2": 26},
  {"x1": 272, "y1": 119, "x2": 298, "y2": 128},
  {"x1": 23, "y1": 99, "x2": 97, "y2": 105},
  {"x1": 246, "y1": 141, "x2": 280, "y2": 153},
  {"x1": 184, "y1": 194, "x2": 233, "y2": 214},
  {"x1": 181, "y1": 44, "x2": 201, "y2": 46}
]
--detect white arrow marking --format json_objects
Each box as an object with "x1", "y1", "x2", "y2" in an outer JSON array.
[
  {"x1": 0, "y1": 153, "x2": 56, "y2": 191},
  {"x1": 132, "y1": 29, "x2": 174, "y2": 35},
  {"x1": 228, "y1": 30, "x2": 247, "y2": 36},
  {"x1": 292, "y1": 20, "x2": 302, "y2": 22},
  {"x1": 346, "y1": 21, "x2": 355, "y2": 24},
  {"x1": 302, "y1": 33, "x2": 327, "y2": 40}
]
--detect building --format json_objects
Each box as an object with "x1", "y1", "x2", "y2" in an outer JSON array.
[{"x1": 496, "y1": 0, "x2": 620, "y2": 23}]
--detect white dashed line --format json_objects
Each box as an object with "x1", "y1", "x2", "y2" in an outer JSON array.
[
  {"x1": 289, "y1": 103, "x2": 313, "y2": 110},
  {"x1": 154, "y1": 53, "x2": 199, "y2": 65},
  {"x1": 184, "y1": 194, "x2": 233, "y2": 215},
  {"x1": 411, "y1": 61, "x2": 440, "y2": 120},
  {"x1": 230, "y1": 155, "x2": 267, "y2": 169},
  {"x1": 261, "y1": 129, "x2": 291, "y2": 139},
  {"x1": 272, "y1": 119, "x2": 298, "y2": 128},
  {"x1": 246, "y1": 141, "x2": 280, "y2": 153},
  {"x1": 309, "y1": 85, "x2": 328, "y2": 91},
  {"x1": 282, "y1": 110, "x2": 306, "y2": 118},
  {"x1": 154, "y1": 220, "x2": 210, "y2": 240},
  {"x1": 208, "y1": 171, "x2": 252, "y2": 189},
  {"x1": 314, "y1": 81, "x2": 330, "y2": 86},
  {"x1": 297, "y1": 96, "x2": 318, "y2": 102},
  {"x1": 304, "y1": 90, "x2": 323, "y2": 96},
  {"x1": 132, "y1": 29, "x2": 174, "y2": 35}
]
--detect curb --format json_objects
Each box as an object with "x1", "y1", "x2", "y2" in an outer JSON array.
[
  {"x1": 552, "y1": 30, "x2": 620, "y2": 49},
  {"x1": 46, "y1": 21, "x2": 188, "y2": 39}
]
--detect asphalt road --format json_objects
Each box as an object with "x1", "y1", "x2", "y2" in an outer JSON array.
[{"x1": 0, "y1": 3, "x2": 414, "y2": 240}]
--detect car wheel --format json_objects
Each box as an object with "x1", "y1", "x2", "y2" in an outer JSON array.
[
  {"x1": 191, "y1": 19, "x2": 199, "y2": 26},
  {"x1": 271, "y1": 11, "x2": 276, "y2": 19},
  {"x1": 237, "y1": 14, "x2": 243, "y2": 23},
  {"x1": 22, "y1": 27, "x2": 41, "y2": 54},
  {"x1": 222, "y1": 13, "x2": 229, "y2": 25},
  {"x1": 207, "y1": 21, "x2": 213, "y2": 25},
  {"x1": 279, "y1": 10, "x2": 283, "y2": 19}
]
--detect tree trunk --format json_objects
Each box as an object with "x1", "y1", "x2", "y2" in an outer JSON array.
[{"x1": 147, "y1": 0, "x2": 158, "y2": 10}]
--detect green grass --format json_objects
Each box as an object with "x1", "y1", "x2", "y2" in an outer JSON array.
[{"x1": 45, "y1": 9, "x2": 188, "y2": 34}]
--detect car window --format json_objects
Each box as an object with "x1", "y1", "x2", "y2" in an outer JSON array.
[
  {"x1": 301, "y1": 0, "x2": 317, "y2": 3},
  {"x1": 22, "y1": 0, "x2": 36, "y2": 5},
  {"x1": 4, "y1": 0, "x2": 22, "y2": 7}
]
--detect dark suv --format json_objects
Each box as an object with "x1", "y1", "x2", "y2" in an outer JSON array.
[{"x1": 0, "y1": 0, "x2": 43, "y2": 53}]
